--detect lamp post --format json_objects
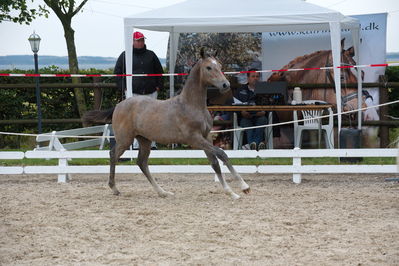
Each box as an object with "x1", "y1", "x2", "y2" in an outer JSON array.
[{"x1": 28, "y1": 31, "x2": 42, "y2": 134}]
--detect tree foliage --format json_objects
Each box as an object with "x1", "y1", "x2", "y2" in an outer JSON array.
[
  {"x1": 43, "y1": 0, "x2": 89, "y2": 119},
  {"x1": 0, "y1": 67, "x2": 119, "y2": 149},
  {"x1": 175, "y1": 33, "x2": 261, "y2": 71},
  {"x1": 2, "y1": 0, "x2": 90, "y2": 120},
  {"x1": 172, "y1": 33, "x2": 261, "y2": 93},
  {"x1": 0, "y1": 0, "x2": 49, "y2": 24}
]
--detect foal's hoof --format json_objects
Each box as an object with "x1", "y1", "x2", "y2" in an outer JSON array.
[
  {"x1": 112, "y1": 189, "x2": 120, "y2": 196},
  {"x1": 231, "y1": 193, "x2": 241, "y2": 200},
  {"x1": 242, "y1": 187, "x2": 251, "y2": 194},
  {"x1": 159, "y1": 191, "x2": 174, "y2": 198}
]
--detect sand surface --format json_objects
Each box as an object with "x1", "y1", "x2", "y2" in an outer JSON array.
[{"x1": 1, "y1": 173, "x2": 398, "y2": 265}]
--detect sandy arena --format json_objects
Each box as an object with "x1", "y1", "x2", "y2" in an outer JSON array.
[{"x1": 1, "y1": 173, "x2": 398, "y2": 265}]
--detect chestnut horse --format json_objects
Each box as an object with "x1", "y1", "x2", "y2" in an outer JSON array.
[
  {"x1": 83, "y1": 49, "x2": 250, "y2": 200},
  {"x1": 268, "y1": 39, "x2": 372, "y2": 117}
]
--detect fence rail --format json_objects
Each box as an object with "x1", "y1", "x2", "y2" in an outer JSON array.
[{"x1": 1, "y1": 148, "x2": 397, "y2": 184}]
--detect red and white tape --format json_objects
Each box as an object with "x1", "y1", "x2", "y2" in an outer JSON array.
[{"x1": 0, "y1": 63, "x2": 398, "y2": 78}]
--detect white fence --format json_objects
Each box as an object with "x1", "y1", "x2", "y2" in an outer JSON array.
[
  {"x1": 34, "y1": 124, "x2": 112, "y2": 151},
  {"x1": 0, "y1": 151, "x2": 24, "y2": 174},
  {"x1": 1, "y1": 148, "x2": 397, "y2": 183}
]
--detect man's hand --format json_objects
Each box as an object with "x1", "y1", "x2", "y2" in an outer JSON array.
[
  {"x1": 241, "y1": 111, "x2": 252, "y2": 119},
  {"x1": 255, "y1": 111, "x2": 266, "y2": 117}
]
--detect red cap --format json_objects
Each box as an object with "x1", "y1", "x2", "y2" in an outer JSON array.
[{"x1": 133, "y1": 31, "x2": 145, "y2": 40}]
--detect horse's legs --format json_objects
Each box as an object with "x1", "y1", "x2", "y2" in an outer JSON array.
[
  {"x1": 136, "y1": 136, "x2": 174, "y2": 197},
  {"x1": 195, "y1": 136, "x2": 250, "y2": 199},
  {"x1": 203, "y1": 149, "x2": 240, "y2": 200},
  {"x1": 213, "y1": 148, "x2": 250, "y2": 195},
  {"x1": 221, "y1": 157, "x2": 250, "y2": 194},
  {"x1": 109, "y1": 141, "x2": 129, "y2": 195}
]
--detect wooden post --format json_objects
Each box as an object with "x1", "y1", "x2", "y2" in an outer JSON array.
[
  {"x1": 93, "y1": 77, "x2": 103, "y2": 110},
  {"x1": 379, "y1": 75, "x2": 389, "y2": 148}
]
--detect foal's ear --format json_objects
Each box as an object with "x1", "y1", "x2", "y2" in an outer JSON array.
[
  {"x1": 200, "y1": 47, "x2": 205, "y2": 59},
  {"x1": 214, "y1": 49, "x2": 219, "y2": 58}
]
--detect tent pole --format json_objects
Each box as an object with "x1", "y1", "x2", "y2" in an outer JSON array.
[
  {"x1": 352, "y1": 27, "x2": 362, "y2": 129},
  {"x1": 329, "y1": 21, "x2": 342, "y2": 148},
  {"x1": 124, "y1": 26, "x2": 134, "y2": 98},
  {"x1": 169, "y1": 28, "x2": 179, "y2": 98}
]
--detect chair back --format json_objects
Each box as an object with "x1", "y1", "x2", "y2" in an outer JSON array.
[
  {"x1": 293, "y1": 100, "x2": 335, "y2": 148},
  {"x1": 302, "y1": 109, "x2": 323, "y2": 126},
  {"x1": 294, "y1": 100, "x2": 333, "y2": 127}
]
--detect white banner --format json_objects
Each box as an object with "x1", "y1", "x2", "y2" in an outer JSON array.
[{"x1": 261, "y1": 13, "x2": 387, "y2": 147}]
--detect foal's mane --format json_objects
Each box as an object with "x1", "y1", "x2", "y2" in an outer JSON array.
[{"x1": 185, "y1": 58, "x2": 202, "y2": 82}]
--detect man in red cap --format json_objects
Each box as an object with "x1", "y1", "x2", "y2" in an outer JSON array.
[
  {"x1": 114, "y1": 31, "x2": 164, "y2": 97},
  {"x1": 113, "y1": 31, "x2": 164, "y2": 150}
]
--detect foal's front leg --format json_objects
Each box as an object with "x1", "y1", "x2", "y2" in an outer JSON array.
[
  {"x1": 217, "y1": 151, "x2": 251, "y2": 194},
  {"x1": 195, "y1": 136, "x2": 250, "y2": 199},
  {"x1": 136, "y1": 136, "x2": 174, "y2": 197},
  {"x1": 204, "y1": 149, "x2": 240, "y2": 200},
  {"x1": 207, "y1": 146, "x2": 250, "y2": 195}
]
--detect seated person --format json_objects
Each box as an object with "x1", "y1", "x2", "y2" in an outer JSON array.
[
  {"x1": 210, "y1": 111, "x2": 232, "y2": 149},
  {"x1": 235, "y1": 69, "x2": 268, "y2": 150}
]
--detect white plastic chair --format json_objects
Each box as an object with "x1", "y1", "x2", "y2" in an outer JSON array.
[
  {"x1": 293, "y1": 100, "x2": 334, "y2": 149},
  {"x1": 232, "y1": 112, "x2": 273, "y2": 150}
]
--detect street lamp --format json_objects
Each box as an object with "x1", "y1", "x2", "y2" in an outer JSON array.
[{"x1": 28, "y1": 31, "x2": 42, "y2": 134}]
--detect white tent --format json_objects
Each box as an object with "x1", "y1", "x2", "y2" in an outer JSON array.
[{"x1": 123, "y1": 0, "x2": 363, "y2": 138}]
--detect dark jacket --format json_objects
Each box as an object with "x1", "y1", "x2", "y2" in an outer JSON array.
[
  {"x1": 114, "y1": 45, "x2": 164, "y2": 95},
  {"x1": 235, "y1": 84, "x2": 256, "y2": 105}
]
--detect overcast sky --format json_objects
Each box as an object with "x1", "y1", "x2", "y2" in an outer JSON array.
[{"x1": 0, "y1": 0, "x2": 398, "y2": 59}]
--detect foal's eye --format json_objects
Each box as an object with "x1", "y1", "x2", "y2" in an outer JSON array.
[{"x1": 206, "y1": 66, "x2": 212, "y2": 70}]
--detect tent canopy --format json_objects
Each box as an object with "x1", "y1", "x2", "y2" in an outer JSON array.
[
  {"x1": 124, "y1": 0, "x2": 359, "y2": 32},
  {"x1": 123, "y1": 0, "x2": 363, "y2": 137}
]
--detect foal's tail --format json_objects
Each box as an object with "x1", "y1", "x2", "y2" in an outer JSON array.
[{"x1": 82, "y1": 108, "x2": 114, "y2": 125}]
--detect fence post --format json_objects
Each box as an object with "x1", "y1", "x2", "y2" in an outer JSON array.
[
  {"x1": 93, "y1": 77, "x2": 103, "y2": 110},
  {"x1": 48, "y1": 131, "x2": 57, "y2": 151},
  {"x1": 292, "y1": 147, "x2": 302, "y2": 184},
  {"x1": 58, "y1": 148, "x2": 70, "y2": 183}
]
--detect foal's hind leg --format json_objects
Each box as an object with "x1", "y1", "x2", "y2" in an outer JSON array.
[
  {"x1": 109, "y1": 142, "x2": 129, "y2": 195},
  {"x1": 136, "y1": 136, "x2": 174, "y2": 197}
]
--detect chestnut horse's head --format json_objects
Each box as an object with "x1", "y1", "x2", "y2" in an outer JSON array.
[
  {"x1": 267, "y1": 38, "x2": 368, "y2": 110},
  {"x1": 268, "y1": 39, "x2": 361, "y2": 85},
  {"x1": 328, "y1": 39, "x2": 364, "y2": 84}
]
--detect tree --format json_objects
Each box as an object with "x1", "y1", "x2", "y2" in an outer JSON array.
[
  {"x1": 172, "y1": 33, "x2": 262, "y2": 92},
  {"x1": 0, "y1": 0, "x2": 49, "y2": 24},
  {"x1": 175, "y1": 33, "x2": 261, "y2": 73},
  {"x1": 44, "y1": 0, "x2": 89, "y2": 120},
  {"x1": 2, "y1": 0, "x2": 89, "y2": 121}
]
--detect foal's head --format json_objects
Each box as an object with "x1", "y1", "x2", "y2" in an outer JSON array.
[{"x1": 199, "y1": 48, "x2": 230, "y2": 94}]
